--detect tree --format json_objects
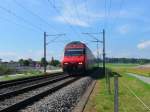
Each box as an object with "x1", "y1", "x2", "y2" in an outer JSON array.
[
  {"x1": 28, "y1": 58, "x2": 34, "y2": 66},
  {"x1": 23, "y1": 60, "x2": 30, "y2": 66},
  {"x1": 40, "y1": 57, "x2": 48, "y2": 67},
  {"x1": 18, "y1": 59, "x2": 24, "y2": 66},
  {"x1": 52, "y1": 60, "x2": 60, "y2": 66},
  {"x1": 49, "y1": 57, "x2": 60, "y2": 66}
]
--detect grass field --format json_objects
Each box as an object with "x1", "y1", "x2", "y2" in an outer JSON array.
[
  {"x1": 106, "y1": 63, "x2": 150, "y2": 77},
  {"x1": 84, "y1": 64, "x2": 150, "y2": 112}
]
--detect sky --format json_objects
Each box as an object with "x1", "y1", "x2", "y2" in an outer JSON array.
[{"x1": 0, "y1": 0, "x2": 150, "y2": 61}]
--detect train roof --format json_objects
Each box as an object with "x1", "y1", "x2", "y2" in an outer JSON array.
[
  {"x1": 66, "y1": 41, "x2": 85, "y2": 45},
  {"x1": 65, "y1": 41, "x2": 86, "y2": 49}
]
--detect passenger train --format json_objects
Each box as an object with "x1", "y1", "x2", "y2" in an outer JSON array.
[{"x1": 62, "y1": 41, "x2": 96, "y2": 73}]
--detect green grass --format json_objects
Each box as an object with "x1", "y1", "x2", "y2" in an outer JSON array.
[
  {"x1": 106, "y1": 63, "x2": 139, "y2": 68},
  {"x1": 84, "y1": 68, "x2": 150, "y2": 112},
  {"x1": 118, "y1": 74, "x2": 150, "y2": 112},
  {"x1": 0, "y1": 70, "x2": 43, "y2": 82},
  {"x1": 84, "y1": 78, "x2": 114, "y2": 112}
]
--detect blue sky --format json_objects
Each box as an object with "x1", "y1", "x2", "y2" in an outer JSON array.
[{"x1": 0, "y1": 0, "x2": 150, "y2": 61}]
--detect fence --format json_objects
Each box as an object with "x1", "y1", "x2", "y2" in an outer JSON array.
[{"x1": 113, "y1": 74, "x2": 150, "y2": 112}]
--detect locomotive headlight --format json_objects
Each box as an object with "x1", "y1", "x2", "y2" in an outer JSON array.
[
  {"x1": 78, "y1": 62, "x2": 83, "y2": 65},
  {"x1": 64, "y1": 62, "x2": 68, "y2": 64}
]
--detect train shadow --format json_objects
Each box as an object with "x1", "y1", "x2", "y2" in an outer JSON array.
[
  {"x1": 87, "y1": 67, "x2": 105, "y2": 80},
  {"x1": 80, "y1": 67, "x2": 121, "y2": 80},
  {"x1": 68, "y1": 67, "x2": 122, "y2": 80}
]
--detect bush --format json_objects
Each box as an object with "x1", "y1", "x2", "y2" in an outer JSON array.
[{"x1": 0, "y1": 65, "x2": 15, "y2": 75}]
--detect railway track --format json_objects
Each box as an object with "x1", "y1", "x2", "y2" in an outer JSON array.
[
  {"x1": 0, "y1": 72, "x2": 63, "y2": 89},
  {"x1": 0, "y1": 73, "x2": 80, "y2": 112}
]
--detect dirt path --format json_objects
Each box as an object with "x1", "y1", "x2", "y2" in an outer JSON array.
[{"x1": 127, "y1": 73, "x2": 150, "y2": 84}]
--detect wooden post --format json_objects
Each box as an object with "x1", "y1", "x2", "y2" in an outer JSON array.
[{"x1": 114, "y1": 75, "x2": 118, "y2": 112}]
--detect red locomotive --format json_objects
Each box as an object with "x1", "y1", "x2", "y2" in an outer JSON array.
[{"x1": 62, "y1": 41, "x2": 96, "y2": 73}]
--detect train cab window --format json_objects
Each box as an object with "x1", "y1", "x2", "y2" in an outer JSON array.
[{"x1": 65, "y1": 49, "x2": 85, "y2": 56}]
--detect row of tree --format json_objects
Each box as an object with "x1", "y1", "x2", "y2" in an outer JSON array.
[
  {"x1": 18, "y1": 57, "x2": 60, "y2": 67},
  {"x1": 40, "y1": 57, "x2": 60, "y2": 67},
  {"x1": 99, "y1": 58, "x2": 150, "y2": 64}
]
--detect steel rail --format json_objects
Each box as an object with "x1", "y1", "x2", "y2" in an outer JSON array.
[
  {"x1": 0, "y1": 74, "x2": 69, "y2": 100},
  {"x1": 0, "y1": 77, "x2": 79, "y2": 112},
  {"x1": 0, "y1": 72, "x2": 63, "y2": 89}
]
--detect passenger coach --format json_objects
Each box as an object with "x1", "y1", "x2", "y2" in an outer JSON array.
[{"x1": 62, "y1": 41, "x2": 95, "y2": 73}]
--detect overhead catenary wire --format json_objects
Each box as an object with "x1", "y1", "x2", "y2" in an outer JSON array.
[
  {"x1": 84, "y1": 0, "x2": 90, "y2": 25},
  {"x1": 83, "y1": 0, "x2": 97, "y2": 34},
  {"x1": 13, "y1": 0, "x2": 58, "y2": 33},
  {"x1": 0, "y1": 16, "x2": 41, "y2": 33},
  {"x1": 107, "y1": 0, "x2": 112, "y2": 30},
  {"x1": 13, "y1": 0, "x2": 71, "y2": 44},
  {"x1": 108, "y1": 0, "x2": 112, "y2": 15},
  {"x1": 104, "y1": 0, "x2": 107, "y2": 29},
  {"x1": 47, "y1": 0, "x2": 81, "y2": 38},
  {"x1": 73, "y1": 0, "x2": 81, "y2": 22},
  {"x1": 0, "y1": 5, "x2": 44, "y2": 32},
  {"x1": 73, "y1": 0, "x2": 85, "y2": 36},
  {"x1": 96, "y1": 0, "x2": 107, "y2": 32},
  {"x1": 109, "y1": 0, "x2": 124, "y2": 31},
  {"x1": 60, "y1": 0, "x2": 86, "y2": 42}
]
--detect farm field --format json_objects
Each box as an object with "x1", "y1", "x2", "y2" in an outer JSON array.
[{"x1": 106, "y1": 63, "x2": 150, "y2": 77}]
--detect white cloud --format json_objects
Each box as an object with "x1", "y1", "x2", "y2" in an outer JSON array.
[
  {"x1": 116, "y1": 24, "x2": 130, "y2": 34},
  {"x1": 56, "y1": 16, "x2": 89, "y2": 27},
  {"x1": 137, "y1": 40, "x2": 150, "y2": 49},
  {"x1": 54, "y1": 1, "x2": 104, "y2": 27}
]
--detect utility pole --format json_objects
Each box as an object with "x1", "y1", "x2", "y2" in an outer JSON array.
[
  {"x1": 102, "y1": 29, "x2": 105, "y2": 75},
  {"x1": 114, "y1": 75, "x2": 118, "y2": 112},
  {"x1": 96, "y1": 41, "x2": 100, "y2": 66},
  {"x1": 44, "y1": 32, "x2": 46, "y2": 74},
  {"x1": 102, "y1": 29, "x2": 110, "y2": 94},
  {"x1": 43, "y1": 32, "x2": 66, "y2": 74},
  {"x1": 83, "y1": 30, "x2": 110, "y2": 94},
  {"x1": 102, "y1": 29, "x2": 107, "y2": 90}
]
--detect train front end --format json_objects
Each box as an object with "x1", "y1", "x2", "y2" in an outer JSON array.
[{"x1": 62, "y1": 41, "x2": 86, "y2": 73}]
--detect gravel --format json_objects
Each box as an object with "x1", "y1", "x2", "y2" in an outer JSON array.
[
  {"x1": 0, "y1": 77, "x2": 73, "y2": 111},
  {"x1": 20, "y1": 76, "x2": 92, "y2": 112}
]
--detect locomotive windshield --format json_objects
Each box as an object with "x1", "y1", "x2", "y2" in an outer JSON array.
[{"x1": 65, "y1": 49, "x2": 85, "y2": 56}]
